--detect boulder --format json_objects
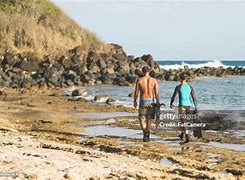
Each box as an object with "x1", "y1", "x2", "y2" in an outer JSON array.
[
  {"x1": 128, "y1": 93, "x2": 134, "y2": 98},
  {"x1": 71, "y1": 54, "x2": 83, "y2": 64},
  {"x1": 86, "y1": 51, "x2": 99, "y2": 68},
  {"x1": 113, "y1": 77, "x2": 130, "y2": 86},
  {"x1": 100, "y1": 75, "x2": 112, "y2": 84},
  {"x1": 39, "y1": 58, "x2": 52, "y2": 68},
  {"x1": 141, "y1": 54, "x2": 154, "y2": 67},
  {"x1": 2, "y1": 51, "x2": 17, "y2": 66},
  {"x1": 43, "y1": 68, "x2": 53, "y2": 81},
  {"x1": 165, "y1": 73, "x2": 175, "y2": 81},
  {"x1": 97, "y1": 58, "x2": 107, "y2": 69},
  {"x1": 126, "y1": 74, "x2": 137, "y2": 83},
  {"x1": 79, "y1": 63, "x2": 88, "y2": 74},
  {"x1": 65, "y1": 80, "x2": 74, "y2": 86},
  {"x1": 19, "y1": 60, "x2": 39, "y2": 72},
  {"x1": 106, "y1": 66, "x2": 115, "y2": 74},
  {"x1": 88, "y1": 64, "x2": 100, "y2": 74},
  {"x1": 106, "y1": 98, "x2": 116, "y2": 105},
  {"x1": 135, "y1": 69, "x2": 143, "y2": 77},
  {"x1": 48, "y1": 72, "x2": 60, "y2": 86},
  {"x1": 71, "y1": 89, "x2": 84, "y2": 97},
  {"x1": 114, "y1": 61, "x2": 129, "y2": 74},
  {"x1": 64, "y1": 70, "x2": 76, "y2": 81},
  {"x1": 94, "y1": 95, "x2": 108, "y2": 102},
  {"x1": 80, "y1": 73, "x2": 94, "y2": 84},
  {"x1": 58, "y1": 56, "x2": 71, "y2": 69},
  {"x1": 52, "y1": 62, "x2": 64, "y2": 73},
  {"x1": 112, "y1": 53, "x2": 127, "y2": 62},
  {"x1": 95, "y1": 80, "x2": 102, "y2": 85}
]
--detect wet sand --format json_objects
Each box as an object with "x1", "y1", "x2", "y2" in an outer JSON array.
[{"x1": 0, "y1": 87, "x2": 244, "y2": 179}]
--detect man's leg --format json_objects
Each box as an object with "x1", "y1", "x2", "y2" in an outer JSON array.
[
  {"x1": 145, "y1": 118, "x2": 152, "y2": 141},
  {"x1": 140, "y1": 119, "x2": 147, "y2": 130},
  {"x1": 139, "y1": 107, "x2": 148, "y2": 142},
  {"x1": 145, "y1": 106, "x2": 155, "y2": 141},
  {"x1": 146, "y1": 119, "x2": 152, "y2": 133}
]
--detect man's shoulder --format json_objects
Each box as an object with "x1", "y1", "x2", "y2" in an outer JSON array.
[
  {"x1": 137, "y1": 77, "x2": 143, "y2": 81},
  {"x1": 149, "y1": 77, "x2": 157, "y2": 82}
]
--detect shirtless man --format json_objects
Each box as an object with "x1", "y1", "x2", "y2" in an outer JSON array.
[
  {"x1": 134, "y1": 66, "x2": 160, "y2": 142},
  {"x1": 170, "y1": 72, "x2": 197, "y2": 143}
]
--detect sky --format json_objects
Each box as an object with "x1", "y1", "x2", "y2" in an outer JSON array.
[{"x1": 52, "y1": 0, "x2": 245, "y2": 60}]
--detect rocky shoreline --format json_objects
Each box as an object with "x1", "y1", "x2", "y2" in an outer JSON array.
[{"x1": 1, "y1": 45, "x2": 244, "y2": 89}]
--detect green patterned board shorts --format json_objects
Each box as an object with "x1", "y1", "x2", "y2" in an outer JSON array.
[{"x1": 138, "y1": 102, "x2": 155, "y2": 121}]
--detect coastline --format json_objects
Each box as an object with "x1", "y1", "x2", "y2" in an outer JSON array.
[{"x1": 0, "y1": 88, "x2": 244, "y2": 179}]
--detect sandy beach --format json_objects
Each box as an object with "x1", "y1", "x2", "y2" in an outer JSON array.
[{"x1": 0, "y1": 87, "x2": 244, "y2": 179}]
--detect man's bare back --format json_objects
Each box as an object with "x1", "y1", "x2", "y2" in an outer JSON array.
[
  {"x1": 134, "y1": 73, "x2": 159, "y2": 108},
  {"x1": 137, "y1": 76, "x2": 157, "y2": 100}
]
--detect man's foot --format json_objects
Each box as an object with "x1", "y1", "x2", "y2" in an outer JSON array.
[
  {"x1": 178, "y1": 133, "x2": 184, "y2": 140},
  {"x1": 146, "y1": 131, "x2": 150, "y2": 142},
  {"x1": 143, "y1": 130, "x2": 150, "y2": 142},
  {"x1": 183, "y1": 135, "x2": 190, "y2": 143},
  {"x1": 143, "y1": 130, "x2": 147, "y2": 142}
]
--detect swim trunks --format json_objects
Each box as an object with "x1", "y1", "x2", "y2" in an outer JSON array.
[{"x1": 138, "y1": 99, "x2": 155, "y2": 121}]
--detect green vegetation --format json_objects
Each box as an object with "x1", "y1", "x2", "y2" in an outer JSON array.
[
  {"x1": 81, "y1": 31, "x2": 101, "y2": 49},
  {"x1": 38, "y1": 0, "x2": 59, "y2": 16},
  {"x1": 0, "y1": 0, "x2": 104, "y2": 58},
  {"x1": 0, "y1": 0, "x2": 59, "y2": 16},
  {"x1": 0, "y1": 0, "x2": 34, "y2": 14},
  {"x1": 63, "y1": 27, "x2": 77, "y2": 41}
]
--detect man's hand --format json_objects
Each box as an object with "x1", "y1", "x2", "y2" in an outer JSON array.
[{"x1": 134, "y1": 101, "x2": 137, "y2": 108}]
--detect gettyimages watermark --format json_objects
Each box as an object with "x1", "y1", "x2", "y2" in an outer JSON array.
[
  {"x1": 159, "y1": 112, "x2": 198, "y2": 121},
  {"x1": 155, "y1": 109, "x2": 245, "y2": 130},
  {"x1": 0, "y1": 172, "x2": 17, "y2": 178},
  {"x1": 156, "y1": 111, "x2": 206, "y2": 129}
]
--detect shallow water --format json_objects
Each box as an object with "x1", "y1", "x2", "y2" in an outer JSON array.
[
  {"x1": 81, "y1": 118, "x2": 116, "y2": 126},
  {"x1": 203, "y1": 141, "x2": 245, "y2": 152},
  {"x1": 82, "y1": 126, "x2": 141, "y2": 137},
  {"x1": 81, "y1": 76, "x2": 245, "y2": 110},
  {"x1": 160, "y1": 158, "x2": 173, "y2": 165},
  {"x1": 205, "y1": 158, "x2": 219, "y2": 165},
  {"x1": 79, "y1": 112, "x2": 137, "y2": 120}
]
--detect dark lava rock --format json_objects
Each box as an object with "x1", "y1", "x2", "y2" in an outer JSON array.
[
  {"x1": 106, "y1": 98, "x2": 116, "y2": 105},
  {"x1": 71, "y1": 89, "x2": 84, "y2": 97}
]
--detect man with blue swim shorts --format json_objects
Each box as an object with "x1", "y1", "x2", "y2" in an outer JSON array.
[
  {"x1": 134, "y1": 66, "x2": 160, "y2": 142},
  {"x1": 170, "y1": 72, "x2": 197, "y2": 143}
]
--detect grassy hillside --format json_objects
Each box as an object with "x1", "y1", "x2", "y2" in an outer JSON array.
[{"x1": 0, "y1": 0, "x2": 104, "y2": 58}]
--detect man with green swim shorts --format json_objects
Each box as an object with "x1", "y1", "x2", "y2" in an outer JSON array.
[
  {"x1": 134, "y1": 66, "x2": 160, "y2": 142},
  {"x1": 170, "y1": 72, "x2": 198, "y2": 143}
]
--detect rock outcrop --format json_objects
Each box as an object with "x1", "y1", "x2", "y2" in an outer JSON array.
[{"x1": 0, "y1": 44, "x2": 161, "y2": 89}]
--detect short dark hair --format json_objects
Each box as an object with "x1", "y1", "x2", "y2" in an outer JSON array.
[
  {"x1": 142, "y1": 66, "x2": 150, "y2": 74},
  {"x1": 179, "y1": 72, "x2": 188, "y2": 80}
]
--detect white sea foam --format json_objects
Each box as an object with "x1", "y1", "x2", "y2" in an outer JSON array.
[{"x1": 160, "y1": 60, "x2": 231, "y2": 70}]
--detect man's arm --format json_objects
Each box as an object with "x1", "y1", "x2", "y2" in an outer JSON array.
[
  {"x1": 133, "y1": 79, "x2": 139, "y2": 108},
  {"x1": 154, "y1": 79, "x2": 160, "y2": 104},
  {"x1": 170, "y1": 86, "x2": 178, "y2": 108},
  {"x1": 190, "y1": 86, "x2": 197, "y2": 109}
]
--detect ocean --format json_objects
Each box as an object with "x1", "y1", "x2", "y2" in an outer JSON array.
[
  {"x1": 157, "y1": 60, "x2": 245, "y2": 70},
  {"x1": 68, "y1": 60, "x2": 245, "y2": 110}
]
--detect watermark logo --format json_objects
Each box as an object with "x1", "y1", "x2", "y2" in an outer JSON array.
[
  {"x1": 0, "y1": 172, "x2": 17, "y2": 178},
  {"x1": 155, "y1": 109, "x2": 245, "y2": 130},
  {"x1": 156, "y1": 111, "x2": 205, "y2": 129}
]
